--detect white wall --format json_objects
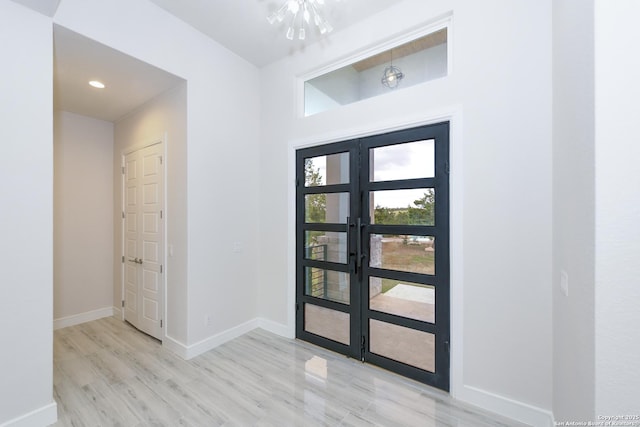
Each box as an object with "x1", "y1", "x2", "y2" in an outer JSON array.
[
  {"x1": 594, "y1": 0, "x2": 640, "y2": 415},
  {"x1": 552, "y1": 0, "x2": 596, "y2": 421},
  {"x1": 114, "y1": 83, "x2": 188, "y2": 343},
  {"x1": 54, "y1": 0, "x2": 262, "y2": 349},
  {"x1": 259, "y1": 0, "x2": 553, "y2": 424},
  {"x1": 0, "y1": 2, "x2": 57, "y2": 426},
  {"x1": 54, "y1": 111, "x2": 114, "y2": 323}
]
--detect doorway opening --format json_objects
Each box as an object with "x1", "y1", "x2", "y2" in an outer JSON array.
[
  {"x1": 53, "y1": 25, "x2": 185, "y2": 342},
  {"x1": 296, "y1": 122, "x2": 450, "y2": 390}
]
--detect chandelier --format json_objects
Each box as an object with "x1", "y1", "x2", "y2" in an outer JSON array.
[{"x1": 267, "y1": 0, "x2": 335, "y2": 40}]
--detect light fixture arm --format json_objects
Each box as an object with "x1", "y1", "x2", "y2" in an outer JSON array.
[{"x1": 268, "y1": 0, "x2": 335, "y2": 40}]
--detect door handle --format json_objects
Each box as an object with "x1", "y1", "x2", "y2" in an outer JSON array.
[
  {"x1": 356, "y1": 218, "x2": 363, "y2": 271},
  {"x1": 128, "y1": 258, "x2": 143, "y2": 264},
  {"x1": 347, "y1": 217, "x2": 355, "y2": 273}
]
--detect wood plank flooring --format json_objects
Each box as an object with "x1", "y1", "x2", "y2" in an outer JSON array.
[{"x1": 53, "y1": 317, "x2": 528, "y2": 426}]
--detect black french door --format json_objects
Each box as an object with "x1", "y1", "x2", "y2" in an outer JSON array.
[{"x1": 296, "y1": 122, "x2": 450, "y2": 391}]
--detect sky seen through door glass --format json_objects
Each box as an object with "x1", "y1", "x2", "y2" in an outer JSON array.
[{"x1": 309, "y1": 140, "x2": 434, "y2": 208}]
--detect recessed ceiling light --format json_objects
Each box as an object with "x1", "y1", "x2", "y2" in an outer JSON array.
[{"x1": 89, "y1": 80, "x2": 105, "y2": 89}]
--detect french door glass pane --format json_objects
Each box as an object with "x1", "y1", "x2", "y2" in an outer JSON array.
[
  {"x1": 370, "y1": 235, "x2": 435, "y2": 275},
  {"x1": 369, "y1": 277, "x2": 435, "y2": 324},
  {"x1": 305, "y1": 193, "x2": 349, "y2": 223},
  {"x1": 304, "y1": 152, "x2": 350, "y2": 186},
  {"x1": 305, "y1": 304, "x2": 350, "y2": 345},
  {"x1": 369, "y1": 319, "x2": 435, "y2": 372},
  {"x1": 304, "y1": 231, "x2": 348, "y2": 264},
  {"x1": 370, "y1": 139, "x2": 435, "y2": 182},
  {"x1": 371, "y1": 188, "x2": 435, "y2": 226},
  {"x1": 304, "y1": 267, "x2": 350, "y2": 304}
]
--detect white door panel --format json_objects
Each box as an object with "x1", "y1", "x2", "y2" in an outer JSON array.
[{"x1": 123, "y1": 142, "x2": 164, "y2": 340}]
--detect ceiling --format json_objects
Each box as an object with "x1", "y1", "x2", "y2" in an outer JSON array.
[
  {"x1": 11, "y1": 0, "x2": 59, "y2": 17},
  {"x1": 147, "y1": 0, "x2": 400, "y2": 67},
  {"x1": 14, "y1": 0, "x2": 401, "y2": 122},
  {"x1": 53, "y1": 26, "x2": 185, "y2": 122}
]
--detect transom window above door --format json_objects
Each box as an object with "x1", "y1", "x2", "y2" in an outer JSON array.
[{"x1": 302, "y1": 19, "x2": 451, "y2": 117}]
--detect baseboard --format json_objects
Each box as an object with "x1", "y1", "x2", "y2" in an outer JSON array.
[
  {"x1": 257, "y1": 317, "x2": 293, "y2": 338},
  {"x1": 0, "y1": 401, "x2": 57, "y2": 427},
  {"x1": 457, "y1": 384, "x2": 554, "y2": 427},
  {"x1": 187, "y1": 319, "x2": 260, "y2": 359},
  {"x1": 163, "y1": 319, "x2": 261, "y2": 360},
  {"x1": 53, "y1": 307, "x2": 114, "y2": 330},
  {"x1": 112, "y1": 306, "x2": 122, "y2": 320},
  {"x1": 162, "y1": 334, "x2": 189, "y2": 359},
  {"x1": 162, "y1": 318, "x2": 292, "y2": 360}
]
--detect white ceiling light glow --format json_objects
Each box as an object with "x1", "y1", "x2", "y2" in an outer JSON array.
[
  {"x1": 267, "y1": 0, "x2": 338, "y2": 40},
  {"x1": 89, "y1": 80, "x2": 105, "y2": 89}
]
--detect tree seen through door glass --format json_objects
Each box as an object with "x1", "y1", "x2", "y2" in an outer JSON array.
[
  {"x1": 305, "y1": 193, "x2": 349, "y2": 223},
  {"x1": 304, "y1": 153, "x2": 349, "y2": 187},
  {"x1": 370, "y1": 139, "x2": 434, "y2": 182},
  {"x1": 371, "y1": 188, "x2": 435, "y2": 226}
]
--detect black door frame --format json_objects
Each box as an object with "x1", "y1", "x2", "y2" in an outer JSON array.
[{"x1": 296, "y1": 122, "x2": 450, "y2": 391}]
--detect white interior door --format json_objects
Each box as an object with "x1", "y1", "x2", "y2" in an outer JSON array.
[
  {"x1": 123, "y1": 142, "x2": 164, "y2": 340},
  {"x1": 124, "y1": 151, "x2": 140, "y2": 327}
]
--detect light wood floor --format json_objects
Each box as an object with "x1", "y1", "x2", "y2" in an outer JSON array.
[{"x1": 53, "y1": 317, "x2": 528, "y2": 426}]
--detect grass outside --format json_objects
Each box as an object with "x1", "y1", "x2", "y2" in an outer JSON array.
[
  {"x1": 379, "y1": 240, "x2": 434, "y2": 293},
  {"x1": 381, "y1": 278, "x2": 402, "y2": 293}
]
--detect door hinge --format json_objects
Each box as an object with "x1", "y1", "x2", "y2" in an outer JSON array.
[
  {"x1": 121, "y1": 300, "x2": 125, "y2": 308},
  {"x1": 160, "y1": 156, "x2": 163, "y2": 165},
  {"x1": 360, "y1": 335, "x2": 366, "y2": 362},
  {"x1": 160, "y1": 265, "x2": 163, "y2": 274},
  {"x1": 296, "y1": 303, "x2": 300, "y2": 312},
  {"x1": 160, "y1": 319, "x2": 163, "y2": 328},
  {"x1": 160, "y1": 210, "x2": 163, "y2": 219},
  {"x1": 122, "y1": 211, "x2": 125, "y2": 219},
  {"x1": 445, "y1": 340, "x2": 450, "y2": 355},
  {"x1": 122, "y1": 166, "x2": 125, "y2": 174},
  {"x1": 295, "y1": 177, "x2": 300, "y2": 187},
  {"x1": 122, "y1": 256, "x2": 125, "y2": 263}
]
